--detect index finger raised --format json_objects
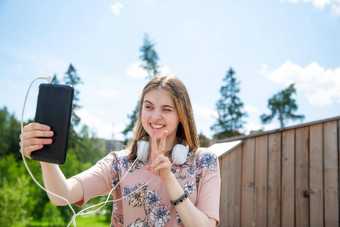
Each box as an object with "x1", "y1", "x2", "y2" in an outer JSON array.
[{"x1": 160, "y1": 130, "x2": 168, "y2": 154}]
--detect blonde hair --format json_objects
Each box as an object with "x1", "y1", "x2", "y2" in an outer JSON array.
[{"x1": 127, "y1": 75, "x2": 199, "y2": 160}]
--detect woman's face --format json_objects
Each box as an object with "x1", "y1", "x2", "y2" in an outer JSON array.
[{"x1": 141, "y1": 88, "x2": 180, "y2": 147}]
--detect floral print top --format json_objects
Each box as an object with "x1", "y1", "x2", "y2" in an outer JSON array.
[{"x1": 73, "y1": 148, "x2": 221, "y2": 227}]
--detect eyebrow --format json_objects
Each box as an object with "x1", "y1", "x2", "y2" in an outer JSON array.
[{"x1": 144, "y1": 100, "x2": 175, "y2": 109}]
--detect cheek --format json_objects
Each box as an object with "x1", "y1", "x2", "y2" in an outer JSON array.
[
  {"x1": 141, "y1": 112, "x2": 148, "y2": 126},
  {"x1": 167, "y1": 115, "x2": 180, "y2": 130}
]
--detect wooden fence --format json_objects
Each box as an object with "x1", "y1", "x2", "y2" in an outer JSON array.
[{"x1": 217, "y1": 116, "x2": 340, "y2": 227}]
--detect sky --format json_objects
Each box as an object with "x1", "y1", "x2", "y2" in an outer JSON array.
[{"x1": 0, "y1": 0, "x2": 339, "y2": 141}]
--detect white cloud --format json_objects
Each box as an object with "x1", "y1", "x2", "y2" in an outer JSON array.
[
  {"x1": 280, "y1": 0, "x2": 340, "y2": 15},
  {"x1": 76, "y1": 108, "x2": 102, "y2": 129},
  {"x1": 126, "y1": 62, "x2": 149, "y2": 79},
  {"x1": 192, "y1": 103, "x2": 218, "y2": 120},
  {"x1": 244, "y1": 105, "x2": 260, "y2": 115},
  {"x1": 159, "y1": 65, "x2": 171, "y2": 76},
  {"x1": 260, "y1": 61, "x2": 340, "y2": 106},
  {"x1": 126, "y1": 62, "x2": 172, "y2": 79},
  {"x1": 110, "y1": 2, "x2": 124, "y2": 16},
  {"x1": 76, "y1": 108, "x2": 125, "y2": 139},
  {"x1": 243, "y1": 121, "x2": 277, "y2": 134}
]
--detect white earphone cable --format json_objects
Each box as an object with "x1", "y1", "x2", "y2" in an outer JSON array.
[
  {"x1": 21, "y1": 77, "x2": 168, "y2": 226},
  {"x1": 20, "y1": 77, "x2": 77, "y2": 226},
  {"x1": 66, "y1": 157, "x2": 142, "y2": 226}
]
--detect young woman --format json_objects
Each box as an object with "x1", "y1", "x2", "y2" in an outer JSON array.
[{"x1": 20, "y1": 75, "x2": 221, "y2": 226}]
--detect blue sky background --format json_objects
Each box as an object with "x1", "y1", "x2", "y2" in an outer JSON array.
[{"x1": 0, "y1": 0, "x2": 339, "y2": 140}]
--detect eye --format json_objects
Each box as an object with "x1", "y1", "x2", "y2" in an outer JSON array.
[
  {"x1": 163, "y1": 108, "x2": 172, "y2": 112},
  {"x1": 144, "y1": 104, "x2": 152, "y2": 110}
]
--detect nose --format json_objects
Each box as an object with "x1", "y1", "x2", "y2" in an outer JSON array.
[{"x1": 151, "y1": 109, "x2": 162, "y2": 120}]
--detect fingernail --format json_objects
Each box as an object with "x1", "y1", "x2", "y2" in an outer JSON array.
[{"x1": 146, "y1": 165, "x2": 153, "y2": 171}]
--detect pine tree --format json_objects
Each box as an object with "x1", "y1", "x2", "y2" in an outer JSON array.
[
  {"x1": 63, "y1": 64, "x2": 82, "y2": 128},
  {"x1": 122, "y1": 34, "x2": 160, "y2": 139},
  {"x1": 51, "y1": 74, "x2": 59, "y2": 84},
  {"x1": 139, "y1": 34, "x2": 160, "y2": 78},
  {"x1": 211, "y1": 67, "x2": 247, "y2": 139},
  {"x1": 261, "y1": 83, "x2": 304, "y2": 128}
]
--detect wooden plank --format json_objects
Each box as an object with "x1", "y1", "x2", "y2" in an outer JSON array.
[
  {"x1": 309, "y1": 123, "x2": 324, "y2": 227},
  {"x1": 268, "y1": 132, "x2": 281, "y2": 227},
  {"x1": 234, "y1": 146, "x2": 242, "y2": 227},
  {"x1": 227, "y1": 150, "x2": 236, "y2": 226},
  {"x1": 219, "y1": 154, "x2": 229, "y2": 226},
  {"x1": 241, "y1": 138, "x2": 255, "y2": 227},
  {"x1": 225, "y1": 147, "x2": 242, "y2": 227},
  {"x1": 324, "y1": 121, "x2": 339, "y2": 227},
  {"x1": 255, "y1": 135, "x2": 268, "y2": 227},
  {"x1": 281, "y1": 129, "x2": 295, "y2": 227},
  {"x1": 295, "y1": 126, "x2": 309, "y2": 227}
]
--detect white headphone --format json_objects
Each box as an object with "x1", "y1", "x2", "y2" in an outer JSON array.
[{"x1": 137, "y1": 140, "x2": 189, "y2": 165}]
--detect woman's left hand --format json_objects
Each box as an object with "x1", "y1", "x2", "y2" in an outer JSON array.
[{"x1": 146, "y1": 130, "x2": 173, "y2": 181}]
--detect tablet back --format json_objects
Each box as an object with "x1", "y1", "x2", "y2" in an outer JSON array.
[{"x1": 31, "y1": 84, "x2": 74, "y2": 164}]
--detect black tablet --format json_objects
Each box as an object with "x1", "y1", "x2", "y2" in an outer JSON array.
[{"x1": 31, "y1": 83, "x2": 74, "y2": 164}]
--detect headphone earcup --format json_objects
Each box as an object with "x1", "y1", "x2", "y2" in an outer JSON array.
[
  {"x1": 172, "y1": 144, "x2": 189, "y2": 165},
  {"x1": 137, "y1": 141, "x2": 149, "y2": 162}
]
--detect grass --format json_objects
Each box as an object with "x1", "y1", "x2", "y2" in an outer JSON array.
[
  {"x1": 29, "y1": 215, "x2": 110, "y2": 227},
  {"x1": 74, "y1": 215, "x2": 110, "y2": 227}
]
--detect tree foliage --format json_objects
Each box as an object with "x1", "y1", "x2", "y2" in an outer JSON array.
[
  {"x1": 140, "y1": 34, "x2": 160, "y2": 78},
  {"x1": 53, "y1": 64, "x2": 83, "y2": 150},
  {"x1": 0, "y1": 176, "x2": 31, "y2": 226},
  {"x1": 0, "y1": 64, "x2": 109, "y2": 226},
  {"x1": 63, "y1": 63, "x2": 82, "y2": 128},
  {"x1": 211, "y1": 67, "x2": 247, "y2": 139},
  {"x1": 0, "y1": 107, "x2": 21, "y2": 160},
  {"x1": 260, "y1": 83, "x2": 305, "y2": 128},
  {"x1": 123, "y1": 34, "x2": 160, "y2": 139}
]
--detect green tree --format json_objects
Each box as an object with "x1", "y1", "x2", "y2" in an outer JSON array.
[
  {"x1": 0, "y1": 176, "x2": 31, "y2": 227},
  {"x1": 0, "y1": 107, "x2": 21, "y2": 160},
  {"x1": 211, "y1": 68, "x2": 247, "y2": 139},
  {"x1": 140, "y1": 33, "x2": 160, "y2": 78},
  {"x1": 63, "y1": 64, "x2": 82, "y2": 128},
  {"x1": 123, "y1": 34, "x2": 160, "y2": 139},
  {"x1": 0, "y1": 62, "x2": 111, "y2": 225},
  {"x1": 42, "y1": 203, "x2": 64, "y2": 226},
  {"x1": 51, "y1": 73, "x2": 60, "y2": 84},
  {"x1": 198, "y1": 132, "x2": 211, "y2": 147},
  {"x1": 73, "y1": 125, "x2": 106, "y2": 165},
  {"x1": 261, "y1": 83, "x2": 304, "y2": 128}
]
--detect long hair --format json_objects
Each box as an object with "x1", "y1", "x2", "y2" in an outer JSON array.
[{"x1": 127, "y1": 75, "x2": 199, "y2": 160}]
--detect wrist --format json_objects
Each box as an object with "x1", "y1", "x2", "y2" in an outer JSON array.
[
  {"x1": 163, "y1": 171, "x2": 177, "y2": 186},
  {"x1": 170, "y1": 190, "x2": 188, "y2": 206},
  {"x1": 40, "y1": 161, "x2": 58, "y2": 169}
]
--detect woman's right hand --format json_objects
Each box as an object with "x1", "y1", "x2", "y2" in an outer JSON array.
[{"x1": 19, "y1": 122, "x2": 54, "y2": 159}]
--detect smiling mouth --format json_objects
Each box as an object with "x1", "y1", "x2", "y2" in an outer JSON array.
[{"x1": 150, "y1": 124, "x2": 165, "y2": 130}]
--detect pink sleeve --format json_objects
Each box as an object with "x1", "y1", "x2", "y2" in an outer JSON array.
[
  {"x1": 71, "y1": 153, "x2": 114, "y2": 206},
  {"x1": 196, "y1": 150, "x2": 221, "y2": 225}
]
